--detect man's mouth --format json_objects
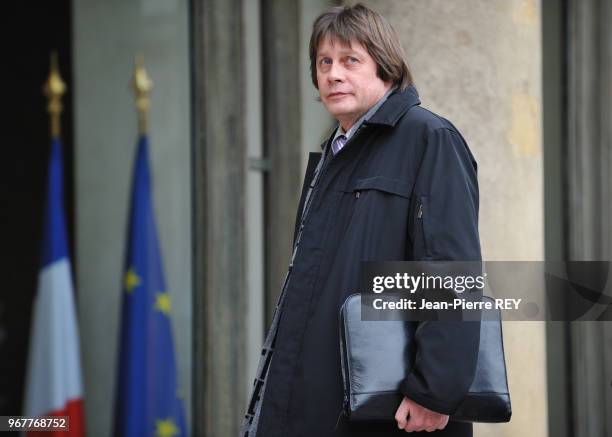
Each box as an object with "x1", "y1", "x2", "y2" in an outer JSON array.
[{"x1": 328, "y1": 92, "x2": 350, "y2": 99}]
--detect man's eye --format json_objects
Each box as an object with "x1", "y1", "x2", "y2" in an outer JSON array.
[
  {"x1": 320, "y1": 58, "x2": 332, "y2": 66},
  {"x1": 347, "y1": 56, "x2": 359, "y2": 64}
]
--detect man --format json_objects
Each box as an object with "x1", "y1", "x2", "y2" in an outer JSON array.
[{"x1": 241, "y1": 4, "x2": 481, "y2": 436}]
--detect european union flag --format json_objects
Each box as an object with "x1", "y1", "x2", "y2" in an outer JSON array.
[{"x1": 114, "y1": 135, "x2": 187, "y2": 437}]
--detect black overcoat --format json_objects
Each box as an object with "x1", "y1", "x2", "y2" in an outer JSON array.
[{"x1": 254, "y1": 86, "x2": 482, "y2": 437}]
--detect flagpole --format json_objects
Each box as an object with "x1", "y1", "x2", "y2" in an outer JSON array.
[
  {"x1": 115, "y1": 54, "x2": 187, "y2": 437},
  {"x1": 131, "y1": 54, "x2": 153, "y2": 135},
  {"x1": 43, "y1": 51, "x2": 66, "y2": 139},
  {"x1": 24, "y1": 51, "x2": 86, "y2": 437}
]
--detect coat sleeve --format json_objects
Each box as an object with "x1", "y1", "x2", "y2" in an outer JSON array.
[{"x1": 399, "y1": 127, "x2": 482, "y2": 415}]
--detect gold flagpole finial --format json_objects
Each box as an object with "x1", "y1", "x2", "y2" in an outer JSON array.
[
  {"x1": 44, "y1": 51, "x2": 66, "y2": 138},
  {"x1": 131, "y1": 54, "x2": 153, "y2": 135}
]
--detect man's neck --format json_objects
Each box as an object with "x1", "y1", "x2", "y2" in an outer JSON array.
[{"x1": 338, "y1": 116, "x2": 359, "y2": 133}]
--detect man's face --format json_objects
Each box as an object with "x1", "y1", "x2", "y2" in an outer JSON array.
[{"x1": 316, "y1": 36, "x2": 391, "y2": 131}]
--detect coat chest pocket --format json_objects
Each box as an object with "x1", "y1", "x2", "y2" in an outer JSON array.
[
  {"x1": 350, "y1": 176, "x2": 412, "y2": 199},
  {"x1": 344, "y1": 176, "x2": 415, "y2": 242}
]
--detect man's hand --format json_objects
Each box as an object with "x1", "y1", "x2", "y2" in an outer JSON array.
[{"x1": 394, "y1": 396, "x2": 449, "y2": 433}]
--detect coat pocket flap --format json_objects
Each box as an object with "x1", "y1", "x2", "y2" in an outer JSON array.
[{"x1": 349, "y1": 176, "x2": 412, "y2": 198}]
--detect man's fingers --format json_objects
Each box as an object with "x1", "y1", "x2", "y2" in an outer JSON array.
[
  {"x1": 403, "y1": 418, "x2": 425, "y2": 433},
  {"x1": 395, "y1": 399, "x2": 410, "y2": 429},
  {"x1": 396, "y1": 416, "x2": 407, "y2": 429},
  {"x1": 395, "y1": 396, "x2": 450, "y2": 433},
  {"x1": 402, "y1": 414, "x2": 448, "y2": 433},
  {"x1": 423, "y1": 417, "x2": 447, "y2": 432},
  {"x1": 440, "y1": 416, "x2": 449, "y2": 429},
  {"x1": 394, "y1": 406, "x2": 405, "y2": 426},
  {"x1": 424, "y1": 420, "x2": 440, "y2": 432},
  {"x1": 425, "y1": 420, "x2": 443, "y2": 432}
]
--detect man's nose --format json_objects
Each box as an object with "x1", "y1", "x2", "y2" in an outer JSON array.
[{"x1": 327, "y1": 63, "x2": 344, "y2": 82}]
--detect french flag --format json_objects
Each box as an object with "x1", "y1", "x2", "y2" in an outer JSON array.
[{"x1": 23, "y1": 138, "x2": 86, "y2": 436}]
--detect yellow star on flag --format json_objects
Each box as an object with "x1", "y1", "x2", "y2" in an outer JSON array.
[
  {"x1": 155, "y1": 417, "x2": 179, "y2": 437},
  {"x1": 124, "y1": 268, "x2": 141, "y2": 293},
  {"x1": 154, "y1": 292, "x2": 172, "y2": 315}
]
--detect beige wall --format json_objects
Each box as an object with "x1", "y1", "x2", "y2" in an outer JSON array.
[
  {"x1": 73, "y1": 0, "x2": 192, "y2": 435},
  {"x1": 349, "y1": 1, "x2": 547, "y2": 435}
]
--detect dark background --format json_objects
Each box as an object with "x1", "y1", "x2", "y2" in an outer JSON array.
[{"x1": 0, "y1": 2, "x2": 73, "y2": 415}]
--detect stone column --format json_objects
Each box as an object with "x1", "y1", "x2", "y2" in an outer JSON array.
[
  {"x1": 261, "y1": 0, "x2": 304, "y2": 324},
  {"x1": 191, "y1": 0, "x2": 247, "y2": 435},
  {"x1": 567, "y1": 0, "x2": 612, "y2": 435},
  {"x1": 350, "y1": 1, "x2": 547, "y2": 436}
]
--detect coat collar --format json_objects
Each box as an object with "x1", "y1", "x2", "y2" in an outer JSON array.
[
  {"x1": 366, "y1": 85, "x2": 421, "y2": 127},
  {"x1": 319, "y1": 85, "x2": 421, "y2": 150}
]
